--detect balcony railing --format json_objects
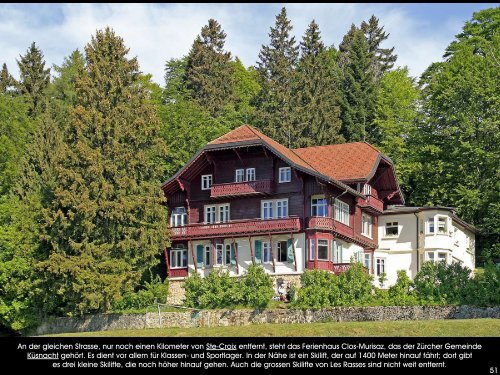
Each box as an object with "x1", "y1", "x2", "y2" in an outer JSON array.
[
  {"x1": 306, "y1": 216, "x2": 376, "y2": 248},
  {"x1": 306, "y1": 261, "x2": 358, "y2": 275},
  {"x1": 171, "y1": 216, "x2": 301, "y2": 240},
  {"x1": 210, "y1": 179, "x2": 274, "y2": 198},
  {"x1": 359, "y1": 194, "x2": 384, "y2": 213}
]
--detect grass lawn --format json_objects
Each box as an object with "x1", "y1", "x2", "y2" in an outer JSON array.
[{"x1": 47, "y1": 318, "x2": 500, "y2": 337}]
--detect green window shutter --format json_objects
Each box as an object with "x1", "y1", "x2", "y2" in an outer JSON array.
[
  {"x1": 196, "y1": 245, "x2": 204, "y2": 268},
  {"x1": 287, "y1": 238, "x2": 294, "y2": 263},
  {"x1": 230, "y1": 243, "x2": 237, "y2": 265},
  {"x1": 254, "y1": 240, "x2": 262, "y2": 264}
]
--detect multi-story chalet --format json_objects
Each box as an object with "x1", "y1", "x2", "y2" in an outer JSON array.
[{"x1": 161, "y1": 125, "x2": 476, "y2": 300}]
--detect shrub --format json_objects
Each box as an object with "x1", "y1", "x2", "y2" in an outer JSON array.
[
  {"x1": 378, "y1": 272, "x2": 387, "y2": 288},
  {"x1": 241, "y1": 264, "x2": 274, "y2": 309},
  {"x1": 388, "y1": 270, "x2": 419, "y2": 306},
  {"x1": 112, "y1": 275, "x2": 169, "y2": 311},
  {"x1": 293, "y1": 269, "x2": 338, "y2": 309},
  {"x1": 414, "y1": 261, "x2": 471, "y2": 304},
  {"x1": 183, "y1": 272, "x2": 204, "y2": 308},
  {"x1": 336, "y1": 262, "x2": 373, "y2": 306},
  {"x1": 463, "y1": 262, "x2": 500, "y2": 306}
]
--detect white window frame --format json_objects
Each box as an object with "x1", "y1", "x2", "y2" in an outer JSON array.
[
  {"x1": 437, "y1": 252, "x2": 447, "y2": 263},
  {"x1": 376, "y1": 258, "x2": 385, "y2": 276},
  {"x1": 362, "y1": 183, "x2": 372, "y2": 196},
  {"x1": 170, "y1": 248, "x2": 187, "y2": 269},
  {"x1": 204, "y1": 205, "x2": 216, "y2": 224},
  {"x1": 361, "y1": 213, "x2": 373, "y2": 238},
  {"x1": 332, "y1": 240, "x2": 343, "y2": 263},
  {"x1": 437, "y1": 216, "x2": 448, "y2": 234},
  {"x1": 261, "y1": 199, "x2": 289, "y2": 219},
  {"x1": 246, "y1": 168, "x2": 256, "y2": 182},
  {"x1": 215, "y1": 244, "x2": 224, "y2": 265},
  {"x1": 201, "y1": 174, "x2": 212, "y2": 190},
  {"x1": 363, "y1": 253, "x2": 372, "y2": 274},
  {"x1": 427, "y1": 252, "x2": 435, "y2": 261},
  {"x1": 204, "y1": 245, "x2": 211, "y2": 267},
  {"x1": 427, "y1": 217, "x2": 435, "y2": 234},
  {"x1": 263, "y1": 242, "x2": 272, "y2": 263},
  {"x1": 279, "y1": 167, "x2": 291, "y2": 183},
  {"x1": 309, "y1": 239, "x2": 315, "y2": 261},
  {"x1": 170, "y1": 207, "x2": 187, "y2": 227},
  {"x1": 317, "y1": 239, "x2": 329, "y2": 261},
  {"x1": 334, "y1": 199, "x2": 350, "y2": 226},
  {"x1": 311, "y1": 195, "x2": 328, "y2": 217},
  {"x1": 385, "y1": 222, "x2": 399, "y2": 237},
  {"x1": 224, "y1": 243, "x2": 232, "y2": 265},
  {"x1": 235, "y1": 169, "x2": 245, "y2": 183},
  {"x1": 204, "y1": 204, "x2": 230, "y2": 224}
]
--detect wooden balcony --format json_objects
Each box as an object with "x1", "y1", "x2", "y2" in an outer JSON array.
[
  {"x1": 359, "y1": 194, "x2": 384, "y2": 214},
  {"x1": 306, "y1": 261, "x2": 357, "y2": 275},
  {"x1": 171, "y1": 216, "x2": 301, "y2": 240},
  {"x1": 210, "y1": 179, "x2": 274, "y2": 198}
]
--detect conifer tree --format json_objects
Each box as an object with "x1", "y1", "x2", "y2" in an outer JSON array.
[
  {"x1": 16, "y1": 42, "x2": 50, "y2": 117},
  {"x1": 38, "y1": 28, "x2": 168, "y2": 315},
  {"x1": 361, "y1": 15, "x2": 397, "y2": 79},
  {"x1": 185, "y1": 19, "x2": 234, "y2": 117},
  {"x1": 338, "y1": 26, "x2": 377, "y2": 142},
  {"x1": 255, "y1": 7, "x2": 299, "y2": 147},
  {"x1": 295, "y1": 20, "x2": 343, "y2": 147},
  {"x1": 0, "y1": 63, "x2": 16, "y2": 94}
]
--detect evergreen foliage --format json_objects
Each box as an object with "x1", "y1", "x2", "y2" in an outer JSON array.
[{"x1": 0, "y1": 63, "x2": 16, "y2": 94}]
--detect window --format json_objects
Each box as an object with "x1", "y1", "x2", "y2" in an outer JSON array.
[
  {"x1": 363, "y1": 253, "x2": 372, "y2": 274},
  {"x1": 334, "y1": 199, "x2": 350, "y2": 225},
  {"x1": 235, "y1": 169, "x2": 245, "y2": 182},
  {"x1": 204, "y1": 245, "x2": 211, "y2": 267},
  {"x1": 204, "y1": 205, "x2": 216, "y2": 224},
  {"x1": 201, "y1": 174, "x2": 212, "y2": 190},
  {"x1": 219, "y1": 204, "x2": 230, "y2": 223},
  {"x1": 318, "y1": 239, "x2": 329, "y2": 260},
  {"x1": 246, "y1": 168, "x2": 256, "y2": 182},
  {"x1": 215, "y1": 244, "x2": 224, "y2": 265},
  {"x1": 427, "y1": 252, "x2": 435, "y2": 261},
  {"x1": 428, "y1": 217, "x2": 435, "y2": 233},
  {"x1": 311, "y1": 196, "x2": 328, "y2": 217},
  {"x1": 437, "y1": 217, "x2": 447, "y2": 234},
  {"x1": 170, "y1": 247, "x2": 187, "y2": 268},
  {"x1": 263, "y1": 242, "x2": 272, "y2": 263},
  {"x1": 277, "y1": 241, "x2": 288, "y2": 262},
  {"x1": 362, "y1": 183, "x2": 372, "y2": 196},
  {"x1": 332, "y1": 241, "x2": 343, "y2": 263},
  {"x1": 309, "y1": 239, "x2": 315, "y2": 260},
  {"x1": 204, "y1": 204, "x2": 230, "y2": 223},
  {"x1": 376, "y1": 258, "x2": 385, "y2": 276},
  {"x1": 362, "y1": 214, "x2": 373, "y2": 238},
  {"x1": 276, "y1": 199, "x2": 288, "y2": 218},
  {"x1": 438, "y1": 252, "x2": 447, "y2": 263},
  {"x1": 225, "y1": 244, "x2": 232, "y2": 265},
  {"x1": 262, "y1": 201, "x2": 273, "y2": 219},
  {"x1": 279, "y1": 167, "x2": 291, "y2": 183},
  {"x1": 170, "y1": 207, "x2": 187, "y2": 227},
  {"x1": 261, "y1": 199, "x2": 289, "y2": 219},
  {"x1": 385, "y1": 222, "x2": 399, "y2": 237}
]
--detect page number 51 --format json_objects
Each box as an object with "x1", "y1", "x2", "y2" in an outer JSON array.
[{"x1": 490, "y1": 368, "x2": 498, "y2": 374}]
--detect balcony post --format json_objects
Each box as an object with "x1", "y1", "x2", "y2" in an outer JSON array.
[
  {"x1": 164, "y1": 248, "x2": 170, "y2": 277},
  {"x1": 232, "y1": 237, "x2": 239, "y2": 275},
  {"x1": 291, "y1": 232, "x2": 297, "y2": 272},
  {"x1": 190, "y1": 241, "x2": 197, "y2": 273},
  {"x1": 269, "y1": 234, "x2": 276, "y2": 273},
  {"x1": 248, "y1": 236, "x2": 255, "y2": 265}
]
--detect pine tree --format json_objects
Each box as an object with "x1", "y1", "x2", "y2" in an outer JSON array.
[
  {"x1": 338, "y1": 27, "x2": 376, "y2": 142},
  {"x1": 16, "y1": 42, "x2": 50, "y2": 117},
  {"x1": 0, "y1": 63, "x2": 16, "y2": 94},
  {"x1": 185, "y1": 19, "x2": 234, "y2": 117},
  {"x1": 37, "y1": 28, "x2": 168, "y2": 315},
  {"x1": 255, "y1": 7, "x2": 299, "y2": 147},
  {"x1": 50, "y1": 50, "x2": 85, "y2": 108},
  {"x1": 361, "y1": 15, "x2": 397, "y2": 79},
  {"x1": 295, "y1": 20, "x2": 343, "y2": 147}
]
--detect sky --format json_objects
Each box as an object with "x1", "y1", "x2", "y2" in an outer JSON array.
[{"x1": 0, "y1": 3, "x2": 496, "y2": 84}]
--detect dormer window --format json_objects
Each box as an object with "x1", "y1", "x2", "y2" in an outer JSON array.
[{"x1": 201, "y1": 174, "x2": 212, "y2": 190}]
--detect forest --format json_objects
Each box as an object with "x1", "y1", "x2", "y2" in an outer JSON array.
[{"x1": 0, "y1": 7, "x2": 498, "y2": 331}]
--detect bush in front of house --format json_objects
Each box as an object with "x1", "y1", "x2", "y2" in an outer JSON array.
[
  {"x1": 292, "y1": 269, "x2": 338, "y2": 309},
  {"x1": 462, "y1": 262, "x2": 500, "y2": 306},
  {"x1": 387, "y1": 270, "x2": 419, "y2": 306},
  {"x1": 241, "y1": 264, "x2": 274, "y2": 309},
  {"x1": 112, "y1": 275, "x2": 169, "y2": 311},
  {"x1": 336, "y1": 262, "x2": 374, "y2": 306}
]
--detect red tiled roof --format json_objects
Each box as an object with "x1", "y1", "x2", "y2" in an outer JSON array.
[
  {"x1": 293, "y1": 142, "x2": 382, "y2": 181},
  {"x1": 209, "y1": 124, "x2": 261, "y2": 145}
]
